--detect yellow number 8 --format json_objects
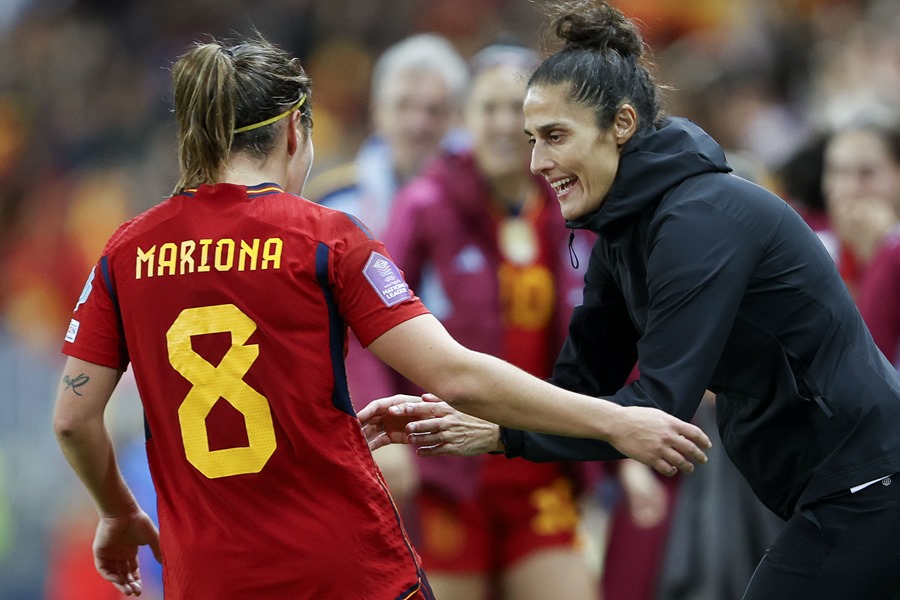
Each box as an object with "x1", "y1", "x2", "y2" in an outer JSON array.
[{"x1": 166, "y1": 304, "x2": 276, "y2": 479}]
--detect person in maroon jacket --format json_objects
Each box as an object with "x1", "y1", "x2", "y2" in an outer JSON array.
[
  {"x1": 379, "y1": 43, "x2": 597, "y2": 600},
  {"x1": 826, "y1": 119, "x2": 900, "y2": 365}
]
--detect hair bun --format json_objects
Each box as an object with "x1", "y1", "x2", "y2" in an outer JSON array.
[{"x1": 549, "y1": 0, "x2": 643, "y2": 59}]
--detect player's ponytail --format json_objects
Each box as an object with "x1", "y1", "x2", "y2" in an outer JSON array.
[
  {"x1": 171, "y1": 35, "x2": 312, "y2": 193},
  {"x1": 529, "y1": 0, "x2": 663, "y2": 132},
  {"x1": 172, "y1": 43, "x2": 237, "y2": 192}
]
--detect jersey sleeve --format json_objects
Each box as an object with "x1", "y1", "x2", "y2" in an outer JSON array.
[
  {"x1": 330, "y1": 217, "x2": 429, "y2": 347},
  {"x1": 61, "y1": 256, "x2": 129, "y2": 370}
]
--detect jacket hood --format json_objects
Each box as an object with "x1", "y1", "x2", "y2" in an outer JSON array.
[{"x1": 568, "y1": 117, "x2": 732, "y2": 232}]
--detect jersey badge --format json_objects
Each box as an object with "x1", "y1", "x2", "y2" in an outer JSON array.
[
  {"x1": 65, "y1": 319, "x2": 80, "y2": 343},
  {"x1": 363, "y1": 252, "x2": 411, "y2": 307}
]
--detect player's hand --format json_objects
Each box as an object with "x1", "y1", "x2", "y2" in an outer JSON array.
[
  {"x1": 93, "y1": 507, "x2": 161, "y2": 596},
  {"x1": 392, "y1": 393, "x2": 503, "y2": 456},
  {"x1": 607, "y1": 405, "x2": 711, "y2": 477},
  {"x1": 359, "y1": 394, "x2": 423, "y2": 451}
]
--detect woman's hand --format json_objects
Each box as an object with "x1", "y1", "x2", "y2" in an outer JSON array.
[
  {"x1": 604, "y1": 404, "x2": 710, "y2": 476},
  {"x1": 359, "y1": 394, "x2": 502, "y2": 455},
  {"x1": 359, "y1": 394, "x2": 711, "y2": 477},
  {"x1": 93, "y1": 507, "x2": 161, "y2": 596},
  {"x1": 358, "y1": 394, "x2": 422, "y2": 452}
]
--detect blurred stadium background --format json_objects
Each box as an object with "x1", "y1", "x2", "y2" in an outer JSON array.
[{"x1": 0, "y1": 0, "x2": 897, "y2": 597}]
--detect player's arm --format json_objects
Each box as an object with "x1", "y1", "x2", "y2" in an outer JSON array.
[
  {"x1": 366, "y1": 314, "x2": 711, "y2": 476},
  {"x1": 53, "y1": 356, "x2": 160, "y2": 596},
  {"x1": 54, "y1": 357, "x2": 131, "y2": 515}
]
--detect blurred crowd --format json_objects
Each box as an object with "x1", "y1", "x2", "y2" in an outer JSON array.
[{"x1": 0, "y1": 0, "x2": 897, "y2": 598}]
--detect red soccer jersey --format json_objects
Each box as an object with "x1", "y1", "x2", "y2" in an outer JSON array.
[{"x1": 63, "y1": 183, "x2": 431, "y2": 600}]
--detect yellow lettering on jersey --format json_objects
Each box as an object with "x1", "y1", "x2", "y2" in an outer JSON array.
[
  {"x1": 239, "y1": 239, "x2": 259, "y2": 272},
  {"x1": 262, "y1": 238, "x2": 282, "y2": 269},
  {"x1": 157, "y1": 243, "x2": 178, "y2": 276},
  {"x1": 134, "y1": 237, "x2": 283, "y2": 279},
  {"x1": 180, "y1": 240, "x2": 196, "y2": 275},
  {"x1": 198, "y1": 239, "x2": 213, "y2": 272},
  {"x1": 136, "y1": 245, "x2": 155, "y2": 280},
  {"x1": 215, "y1": 239, "x2": 235, "y2": 271}
]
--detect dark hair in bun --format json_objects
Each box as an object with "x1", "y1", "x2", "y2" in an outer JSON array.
[{"x1": 529, "y1": 0, "x2": 662, "y2": 132}]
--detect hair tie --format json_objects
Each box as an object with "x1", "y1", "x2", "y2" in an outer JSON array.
[{"x1": 234, "y1": 95, "x2": 306, "y2": 134}]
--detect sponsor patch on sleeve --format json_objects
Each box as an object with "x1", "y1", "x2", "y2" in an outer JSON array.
[
  {"x1": 363, "y1": 251, "x2": 412, "y2": 307},
  {"x1": 65, "y1": 319, "x2": 80, "y2": 343}
]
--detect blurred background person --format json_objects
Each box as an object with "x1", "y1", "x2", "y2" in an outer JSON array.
[
  {"x1": 379, "y1": 42, "x2": 596, "y2": 600},
  {"x1": 847, "y1": 119, "x2": 900, "y2": 367},
  {"x1": 305, "y1": 32, "x2": 469, "y2": 516},
  {"x1": 308, "y1": 33, "x2": 468, "y2": 234},
  {"x1": 822, "y1": 118, "x2": 900, "y2": 299}
]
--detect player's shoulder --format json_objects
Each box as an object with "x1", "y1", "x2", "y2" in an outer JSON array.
[
  {"x1": 303, "y1": 162, "x2": 359, "y2": 205},
  {"x1": 252, "y1": 188, "x2": 376, "y2": 247},
  {"x1": 103, "y1": 194, "x2": 183, "y2": 255},
  {"x1": 311, "y1": 201, "x2": 377, "y2": 244}
]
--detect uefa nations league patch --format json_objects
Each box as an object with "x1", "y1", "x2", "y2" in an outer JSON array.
[
  {"x1": 363, "y1": 251, "x2": 411, "y2": 307},
  {"x1": 65, "y1": 319, "x2": 80, "y2": 343}
]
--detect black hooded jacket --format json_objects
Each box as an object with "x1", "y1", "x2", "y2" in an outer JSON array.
[{"x1": 502, "y1": 117, "x2": 900, "y2": 520}]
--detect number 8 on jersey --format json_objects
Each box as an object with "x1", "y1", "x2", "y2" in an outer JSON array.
[{"x1": 166, "y1": 303, "x2": 276, "y2": 479}]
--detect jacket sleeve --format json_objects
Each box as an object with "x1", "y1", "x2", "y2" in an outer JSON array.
[{"x1": 504, "y1": 241, "x2": 640, "y2": 461}]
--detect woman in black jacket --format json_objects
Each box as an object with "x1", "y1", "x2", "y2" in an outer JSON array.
[{"x1": 362, "y1": 1, "x2": 900, "y2": 598}]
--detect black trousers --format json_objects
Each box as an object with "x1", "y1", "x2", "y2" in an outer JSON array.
[{"x1": 743, "y1": 474, "x2": 900, "y2": 599}]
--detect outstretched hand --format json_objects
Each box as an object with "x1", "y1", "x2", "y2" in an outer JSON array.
[
  {"x1": 359, "y1": 394, "x2": 501, "y2": 455},
  {"x1": 93, "y1": 508, "x2": 161, "y2": 596},
  {"x1": 358, "y1": 394, "x2": 422, "y2": 451},
  {"x1": 607, "y1": 405, "x2": 712, "y2": 476},
  {"x1": 359, "y1": 394, "x2": 712, "y2": 477},
  {"x1": 399, "y1": 393, "x2": 501, "y2": 456}
]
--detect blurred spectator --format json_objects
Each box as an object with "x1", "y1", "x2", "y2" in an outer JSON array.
[
  {"x1": 823, "y1": 119, "x2": 900, "y2": 297},
  {"x1": 308, "y1": 32, "x2": 468, "y2": 233},
  {"x1": 853, "y1": 120, "x2": 900, "y2": 366},
  {"x1": 773, "y1": 133, "x2": 833, "y2": 253},
  {"x1": 380, "y1": 42, "x2": 595, "y2": 600},
  {"x1": 305, "y1": 32, "x2": 469, "y2": 514}
]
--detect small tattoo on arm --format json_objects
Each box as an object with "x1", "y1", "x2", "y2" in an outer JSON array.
[{"x1": 63, "y1": 373, "x2": 90, "y2": 396}]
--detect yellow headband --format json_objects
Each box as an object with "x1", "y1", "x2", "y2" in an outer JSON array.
[{"x1": 233, "y1": 95, "x2": 307, "y2": 134}]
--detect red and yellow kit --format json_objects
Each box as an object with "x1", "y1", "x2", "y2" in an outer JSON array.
[{"x1": 63, "y1": 183, "x2": 431, "y2": 600}]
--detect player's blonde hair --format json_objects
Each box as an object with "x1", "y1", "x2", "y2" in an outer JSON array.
[{"x1": 171, "y1": 34, "x2": 313, "y2": 192}]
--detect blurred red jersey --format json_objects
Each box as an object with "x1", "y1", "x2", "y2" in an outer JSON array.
[{"x1": 62, "y1": 183, "x2": 431, "y2": 600}]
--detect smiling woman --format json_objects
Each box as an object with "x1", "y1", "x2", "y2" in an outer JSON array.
[
  {"x1": 524, "y1": 85, "x2": 630, "y2": 220},
  {"x1": 367, "y1": 2, "x2": 900, "y2": 599}
]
